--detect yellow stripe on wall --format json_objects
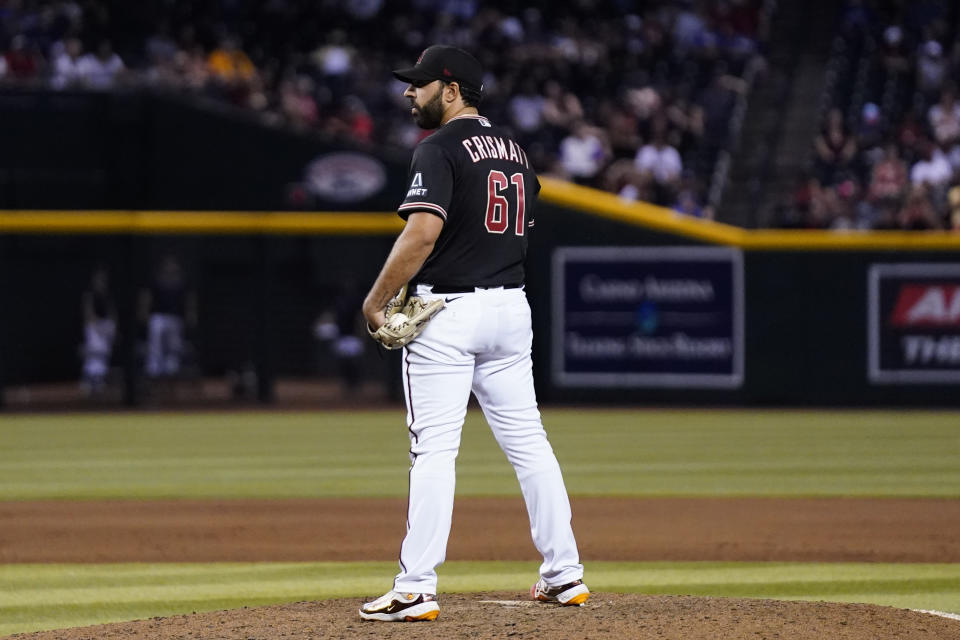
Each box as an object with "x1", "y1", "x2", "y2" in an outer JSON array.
[
  {"x1": 0, "y1": 210, "x2": 405, "y2": 235},
  {"x1": 539, "y1": 177, "x2": 960, "y2": 251},
  {"x1": 1, "y1": 180, "x2": 959, "y2": 250},
  {"x1": 741, "y1": 229, "x2": 960, "y2": 250},
  {"x1": 539, "y1": 176, "x2": 747, "y2": 245}
]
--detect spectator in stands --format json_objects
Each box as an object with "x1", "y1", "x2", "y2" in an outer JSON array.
[
  {"x1": 138, "y1": 255, "x2": 198, "y2": 379},
  {"x1": 310, "y1": 29, "x2": 353, "y2": 94},
  {"x1": 144, "y1": 50, "x2": 182, "y2": 88},
  {"x1": 508, "y1": 84, "x2": 546, "y2": 147},
  {"x1": 917, "y1": 40, "x2": 947, "y2": 101},
  {"x1": 773, "y1": 171, "x2": 815, "y2": 228},
  {"x1": 714, "y1": 19, "x2": 757, "y2": 67},
  {"x1": 789, "y1": 0, "x2": 960, "y2": 231},
  {"x1": 867, "y1": 143, "x2": 908, "y2": 206},
  {"x1": 898, "y1": 108, "x2": 926, "y2": 164},
  {"x1": 142, "y1": 22, "x2": 183, "y2": 88},
  {"x1": 601, "y1": 98, "x2": 642, "y2": 160},
  {"x1": 856, "y1": 102, "x2": 885, "y2": 166},
  {"x1": 814, "y1": 108, "x2": 858, "y2": 186},
  {"x1": 881, "y1": 25, "x2": 910, "y2": 74},
  {"x1": 80, "y1": 265, "x2": 117, "y2": 396},
  {"x1": 829, "y1": 177, "x2": 863, "y2": 229},
  {"x1": 898, "y1": 184, "x2": 942, "y2": 230},
  {"x1": 77, "y1": 39, "x2": 124, "y2": 89},
  {"x1": 0, "y1": 0, "x2": 768, "y2": 218},
  {"x1": 559, "y1": 120, "x2": 610, "y2": 187},
  {"x1": 207, "y1": 36, "x2": 258, "y2": 106},
  {"x1": 280, "y1": 75, "x2": 320, "y2": 130},
  {"x1": 145, "y1": 21, "x2": 179, "y2": 68},
  {"x1": 635, "y1": 117, "x2": 683, "y2": 203},
  {"x1": 4, "y1": 35, "x2": 42, "y2": 80},
  {"x1": 949, "y1": 185, "x2": 960, "y2": 231},
  {"x1": 672, "y1": 178, "x2": 713, "y2": 220},
  {"x1": 542, "y1": 79, "x2": 583, "y2": 143},
  {"x1": 910, "y1": 139, "x2": 953, "y2": 193},
  {"x1": 207, "y1": 36, "x2": 256, "y2": 84},
  {"x1": 672, "y1": 1, "x2": 709, "y2": 54},
  {"x1": 625, "y1": 86, "x2": 662, "y2": 143},
  {"x1": 803, "y1": 178, "x2": 836, "y2": 228},
  {"x1": 666, "y1": 92, "x2": 706, "y2": 155},
  {"x1": 928, "y1": 86, "x2": 960, "y2": 149},
  {"x1": 697, "y1": 69, "x2": 742, "y2": 138},
  {"x1": 51, "y1": 36, "x2": 83, "y2": 89},
  {"x1": 609, "y1": 158, "x2": 652, "y2": 204},
  {"x1": 179, "y1": 44, "x2": 211, "y2": 91},
  {"x1": 327, "y1": 95, "x2": 375, "y2": 144}
]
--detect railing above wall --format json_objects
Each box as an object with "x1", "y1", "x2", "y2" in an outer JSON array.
[
  {"x1": 0, "y1": 210, "x2": 404, "y2": 235},
  {"x1": 3, "y1": 178, "x2": 959, "y2": 251}
]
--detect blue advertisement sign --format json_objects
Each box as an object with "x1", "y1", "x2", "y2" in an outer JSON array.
[{"x1": 552, "y1": 247, "x2": 744, "y2": 388}]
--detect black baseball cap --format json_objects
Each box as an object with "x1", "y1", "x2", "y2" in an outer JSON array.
[{"x1": 393, "y1": 45, "x2": 483, "y2": 94}]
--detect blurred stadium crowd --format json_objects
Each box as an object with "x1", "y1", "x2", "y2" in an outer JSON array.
[
  {"x1": 11, "y1": 1, "x2": 955, "y2": 231},
  {"x1": 776, "y1": 0, "x2": 960, "y2": 230},
  {"x1": 0, "y1": 0, "x2": 768, "y2": 219}
]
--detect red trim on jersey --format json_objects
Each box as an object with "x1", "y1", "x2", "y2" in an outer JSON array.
[{"x1": 399, "y1": 201, "x2": 448, "y2": 219}]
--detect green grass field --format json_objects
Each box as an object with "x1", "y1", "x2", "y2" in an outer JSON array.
[
  {"x1": 2, "y1": 561, "x2": 959, "y2": 637},
  {"x1": 2, "y1": 409, "x2": 959, "y2": 499},
  {"x1": 1, "y1": 409, "x2": 958, "y2": 635}
]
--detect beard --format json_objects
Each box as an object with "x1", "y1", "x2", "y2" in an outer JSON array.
[{"x1": 411, "y1": 88, "x2": 444, "y2": 129}]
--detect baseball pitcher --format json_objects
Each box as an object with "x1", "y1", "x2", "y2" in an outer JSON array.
[{"x1": 360, "y1": 45, "x2": 587, "y2": 622}]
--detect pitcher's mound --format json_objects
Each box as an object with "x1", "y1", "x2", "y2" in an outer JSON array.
[{"x1": 9, "y1": 593, "x2": 960, "y2": 640}]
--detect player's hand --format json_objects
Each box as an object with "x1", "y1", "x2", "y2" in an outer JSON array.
[
  {"x1": 366, "y1": 296, "x2": 445, "y2": 350},
  {"x1": 363, "y1": 306, "x2": 387, "y2": 332}
]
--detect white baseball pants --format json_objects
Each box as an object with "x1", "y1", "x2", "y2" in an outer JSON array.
[
  {"x1": 82, "y1": 318, "x2": 116, "y2": 379},
  {"x1": 146, "y1": 313, "x2": 184, "y2": 377},
  {"x1": 393, "y1": 285, "x2": 583, "y2": 594}
]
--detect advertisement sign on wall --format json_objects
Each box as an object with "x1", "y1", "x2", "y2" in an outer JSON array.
[
  {"x1": 868, "y1": 263, "x2": 960, "y2": 384},
  {"x1": 552, "y1": 247, "x2": 744, "y2": 388}
]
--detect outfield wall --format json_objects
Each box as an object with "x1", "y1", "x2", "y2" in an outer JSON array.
[
  {"x1": 1, "y1": 89, "x2": 958, "y2": 406},
  {"x1": 526, "y1": 193, "x2": 960, "y2": 406},
  {"x1": 2, "y1": 189, "x2": 959, "y2": 407}
]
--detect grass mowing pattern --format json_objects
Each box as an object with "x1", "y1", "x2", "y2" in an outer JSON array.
[
  {"x1": 1, "y1": 410, "x2": 959, "y2": 499},
  {"x1": 1, "y1": 561, "x2": 959, "y2": 636},
  {"x1": 2, "y1": 410, "x2": 958, "y2": 634}
]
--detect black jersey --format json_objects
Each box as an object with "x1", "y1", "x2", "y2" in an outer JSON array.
[
  {"x1": 397, "y1": 114, "x2": 540, "y2": 288},
  {"x1": 90, "y1": 290, "x2": 114, "y2": 319},
  {"x1": 150, "y1": 279, "x2": 187, "y2": 316}
]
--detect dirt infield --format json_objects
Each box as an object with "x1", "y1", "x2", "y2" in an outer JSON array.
[
  {"x1": 9, "y1": 594, "x2": 960, "y2": 640},
  {"x1": 3, "y1": 496, "x2": 960, "y2": 563},
  {"x1": 3, "y1": 497, "x2": 960, "y2": 639}
]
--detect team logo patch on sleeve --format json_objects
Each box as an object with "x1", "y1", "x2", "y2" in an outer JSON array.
[{"x1": 407, "y1": 172, "x2": 428, "y2": 197}]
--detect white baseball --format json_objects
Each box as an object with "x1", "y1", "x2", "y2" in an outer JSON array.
[{"x1": 387, "y1": 313, "x2": 409, "y2": 328}]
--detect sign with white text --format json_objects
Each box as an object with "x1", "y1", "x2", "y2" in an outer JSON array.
[
  {"x1": 868, "y1": 263, "x2": 960, "y2": 384},
  {"x1": 552, "y1": 247, "x2": 744, "y2": 388}
]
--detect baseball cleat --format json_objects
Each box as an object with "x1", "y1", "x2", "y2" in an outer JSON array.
[
  {"x1": 531, "y1": 578, "x2": 590, "y2": 606},
  {"x1": 359, "y1": 590, "x2": 439, "y2": 622}
]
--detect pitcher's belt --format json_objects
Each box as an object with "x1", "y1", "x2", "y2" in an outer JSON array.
[{"x1": 423, "y1": 283, "x2": 523, "y2": 294}]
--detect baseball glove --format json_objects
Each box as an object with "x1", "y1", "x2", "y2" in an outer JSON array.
[{"x1": 368, "y1": 286, "x2": 445, "y2": 350}]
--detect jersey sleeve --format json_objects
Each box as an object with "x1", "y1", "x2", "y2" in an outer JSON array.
[{"x1": 398, "y1": 142, "x2": 454, "y2": 221}]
